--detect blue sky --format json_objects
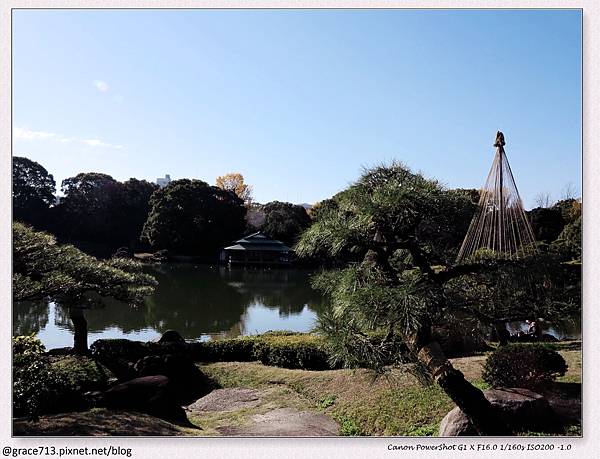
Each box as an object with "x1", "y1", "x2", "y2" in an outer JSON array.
[{"x1": 12, "y1": 9, "x2": 581, "y2": 208}]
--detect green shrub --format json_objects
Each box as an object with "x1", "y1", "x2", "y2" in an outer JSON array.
[
  {"x1": 13, "y1": 336, "x2": 78, "y2": 420},
  {"x1": 191, "y1": 337, "x2": 257, "y2": 362},
  {"x1": 406, "y1": 424, "x2": 438, "y2": 436},
  {"x1": 335, "y1": 415, "x2": 363, "y2": 436},
  {"x1": 191, "y1": 332, "x2": 338, "y2": 370},
  {"x1": 13, "y1": 335, "x2": 45, "y2": 358},
  {"x1": 90, "y1": 332, "x2": 337, "y2": 371},
  {"x1": 252, "y1": 333, "x2": 334, "y2": 370},
  {"x1": 317, "y1": 394, "x2": 337, "y2": 409},
  {"x1": 482, "y1": 343, "x2": 567, "y2": 390},
  {"x1": 51, "y1": 356, "x2": 115, "y2": 392}
]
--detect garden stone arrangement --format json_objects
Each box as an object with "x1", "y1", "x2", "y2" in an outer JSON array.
[
  {"x1": 439, "y1": 388, "x2": 556, "y2": 436},
  {"x1": 12, "y1": 329, "x2": 581, "y2": 437},
  {"x1": 87, "y1": 331, "x2": 343, "y2": 435}
]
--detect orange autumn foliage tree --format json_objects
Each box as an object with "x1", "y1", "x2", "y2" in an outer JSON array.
[{"x1": 216, "y1": 173, "x2": 253, "y2": 204}]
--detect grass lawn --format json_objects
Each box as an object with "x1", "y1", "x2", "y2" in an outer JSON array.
[
  {"x1": 201, "y1": 342, "x2": 581, "y2": 436},
  {"x1": 14, "y1": 341, "x2": 581, "y2": 437}
]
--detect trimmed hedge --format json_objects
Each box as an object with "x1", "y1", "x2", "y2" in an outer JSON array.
[
  {"x1": 482, "y1": 343, "x2": 567, "y2": 390},
  {"x1": 190, "y1": 337, "x2": 257, "y2": 363},
  {"x1": 252, "y1": 332, "x2": 334, "y2": 370},
  {"x1": 193, "y1": 332, "x2": 337, "y2": 370},
  {"x1": 89, "y1": 332, "x2": 336, "y2": 371}
]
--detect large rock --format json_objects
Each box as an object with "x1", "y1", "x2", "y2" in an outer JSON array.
[
  {"x1": 90, "y1": 339, "x2": 150, "y2": 362},
  {"x1": 133, "y1": 354, "x2": 212, "y2": 404},
  {"x1": 104, "y1": 375, "x2": 171, "y2": 409},
  {"x1": 186, "y1": 388, "x2": 262, "y2": 413},
  {"x1": 113, "y1": 247, "x2": 134, "y2": 259},
  {"x1": 90, "y1": 338, "x2": 190, "y2": 380},
  {"x1": 90, "y1": 339, "x2": 150, "y2": 380},
  {"x1": 438, "y1": 387, "x2": 556, "y2": 436},
  {"x1": 103, "y1": 375, "x2": 186, "y2": 422},
  {"x1": 46, "y1": 347, "x2": 74, "y2": 356},
  {"x1": 438, "y1": 407, "x2": 478, "y2": 436},
  {"x1": 216, "y1": 408, "x2": 339, "y2": 436},
  {"x1": 157, "y1": 330, "x2": 186, "y2": 344}
]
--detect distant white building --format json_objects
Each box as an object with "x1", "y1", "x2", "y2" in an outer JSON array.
[{"x1": 156, "y1": 174, "x2": 171, "y2": 188}]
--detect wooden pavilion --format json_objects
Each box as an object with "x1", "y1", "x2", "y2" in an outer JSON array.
[{"x1": 220, "y1": 232, "x2": 293, "y2": 266}]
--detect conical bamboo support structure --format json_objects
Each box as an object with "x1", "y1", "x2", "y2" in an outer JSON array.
[{"x1": 456, "y1": 132, "x2": 537, "y2": 263}]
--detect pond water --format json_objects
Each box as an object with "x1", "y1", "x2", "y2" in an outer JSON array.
[
  {"x1": 506, "y1": 318, "x2": 581, "y2": 341},
  {"x1": 13, "y1": 265, "x2": 329, "y2": 350},
  {"x1": 13, "y1": 264, "x2": 581, "y2": 350}
]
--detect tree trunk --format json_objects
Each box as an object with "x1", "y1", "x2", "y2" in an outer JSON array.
[
  {"x1": 493, "y1": 321, "x2": 510, "y2": 346},
  {"x1": 69, "y1": 307, "x2": 89, "y2": 355},
  {"x1": 415, "y1": 339, "x2": 510, "y2": 435}
]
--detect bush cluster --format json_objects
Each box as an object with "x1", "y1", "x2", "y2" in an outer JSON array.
[
  {"x1": 482, "y1": 343, "x2": 567, "y2": 390},
  {"x1": 252, "y1": 332, "x2": 334, "y2": 370},
  {"x1": 89, "y1": 332, "x2": 336, "y2": 371},
  {"x1": 13, "y1": 336, "x2": 77, "y2": 419},
  {"x1": 194, "y1": 331, "x2": 336, "y2": 370},
  {"x1": 90, "y1": 338, "x2": 150, "y2": 362},
  {"x1": 190, "y1": 337, "x2": 257, "y2": 363},
  {"x1": 51, "y1": 356, "x2": 115, "y2": 393}
]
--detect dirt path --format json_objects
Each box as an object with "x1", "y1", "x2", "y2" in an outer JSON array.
[
  {"x1": 185, "y1": 387, "x2": 339, "y2": 436},
  {"x1": 13, "y1": 388, "x2": 339, "y2": 437}
]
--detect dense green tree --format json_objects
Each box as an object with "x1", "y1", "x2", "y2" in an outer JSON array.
[
  {"x1": 12, "y1": 156, "x2": 56, "y2": 228},
  {"x1": 51, "y1": 173, "x2": 123, "y2": 246},
  {"x1": 262, "y1": 201, "x2": 311, "y2": 246},
  {"x1": 49, "y1": 174, "x2": 158, "y2": 252},
  {"x1": 452, "y1": 188, "x2": 481, "y2": 205},
  {"x1": 296, "y1": 162, "x2": 576, "y2": 435},
  {"x1": 528, "y1": 207, "x2": 565, "y2": 243},
  {"x1": 13, "y1": 222, "x2": 156, "y2": 354},
  {"x1": 120, "y1": 178, "x2": 159, "y2": 249},
  {"x1": 141, "y1": 179, "x2": 246, "y2": 254},
  {"x1": 551, "y1": 215, "x2": 582, "y2": 261}
]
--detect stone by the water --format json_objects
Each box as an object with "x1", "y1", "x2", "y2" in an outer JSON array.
[
  {"x1": 438, "y1": 387, "x2": 556, "y2": 436},
  {"x1": 157, "y1": 330, "x2": 186, "y2": 344}
]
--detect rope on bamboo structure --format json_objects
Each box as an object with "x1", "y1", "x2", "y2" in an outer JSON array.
[{"x1": 456, "y1": 131, "x2": 538, "y2": 263}]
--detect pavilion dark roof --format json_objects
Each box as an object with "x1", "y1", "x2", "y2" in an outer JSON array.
[{"x1": 223, "y1": 232, "x2": 292, "y2": 252}]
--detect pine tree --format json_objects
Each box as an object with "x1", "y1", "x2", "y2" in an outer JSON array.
[
  {"x1": 13, "y1": 222, "x2": 157, "y2": 354},
  {"x1": 296, "y1": 160, "x2": 575, "y2": 435}
]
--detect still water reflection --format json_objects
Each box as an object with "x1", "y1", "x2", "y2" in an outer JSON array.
[
  {"x1": 13, "y1": 265, "x2": 329, "y2": 350},
  {"x1": 13, "y1": 264, "x2": 581, "y2": 350}
]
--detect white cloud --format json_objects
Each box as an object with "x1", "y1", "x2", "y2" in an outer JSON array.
[
  {"x1": 93, "y1": 80, "x2": 109, "y2": 92},
  {"x1": 13, "y1": 126, "x2": 123, "y2": 150},
  {"x1": 13, "y1": 127, "x2": 58, "y2": 140},
  {"x1": 82, "y1": 138, "x2": 123, "y2": 149}
]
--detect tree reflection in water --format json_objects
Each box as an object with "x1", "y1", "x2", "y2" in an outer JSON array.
[
  {"x1": 13, "y1": 265, "x2": 329, "y2": 346},
  {"x1": 12, "y1": 301, "x2": 49, "y2": 336}
]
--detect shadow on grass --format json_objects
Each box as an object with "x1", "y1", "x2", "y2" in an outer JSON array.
[{"x1": 13, "y1": 409, "x2": 190, "y2": 436}]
